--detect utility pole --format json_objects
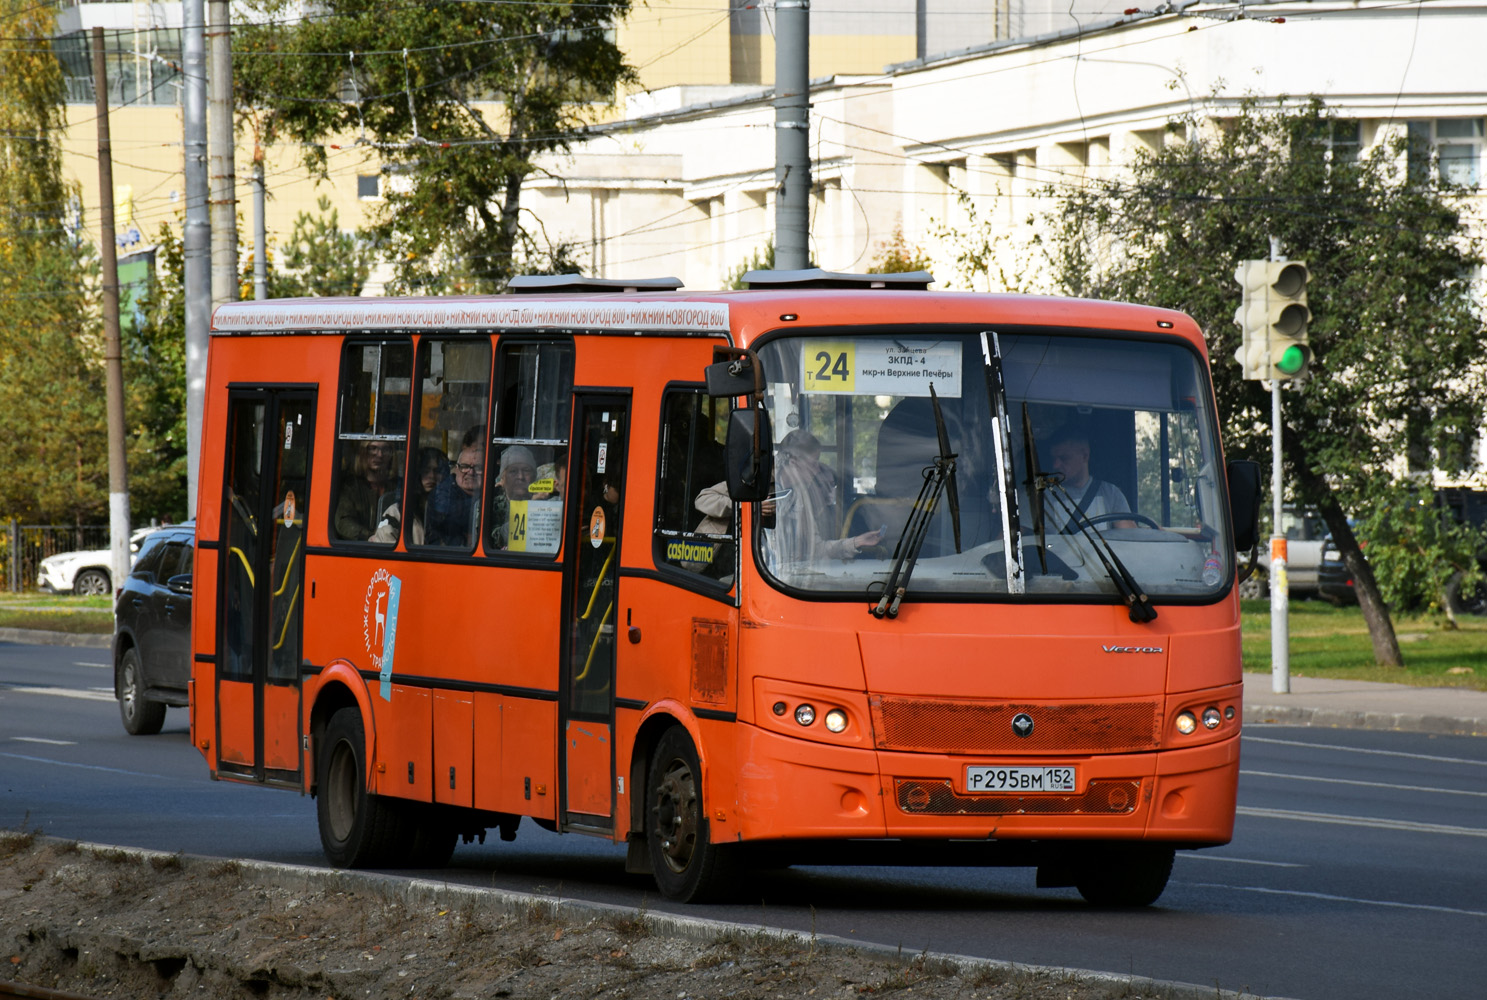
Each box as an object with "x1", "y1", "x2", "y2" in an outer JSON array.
[
  {"x1": 183, "y1": 0, "x2": 210, "y2": 515},
  {"x1": 208, "y1": 0, "x2": 238, "y2": 309},
  {"x1": 92, "y1": 27, "x2": 131, "y2": 596},
  {"x1": 773, "y1": 0, "x2": 810, "y2": 269},
  {"x1": 253, "y1": 151, "x2": 267, "y2": 300}
]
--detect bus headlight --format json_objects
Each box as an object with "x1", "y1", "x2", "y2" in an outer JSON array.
[
  {"x1": 1202, "y1": 707, "x2": 1223, "y2": 730},
  {"x1": 1175, "y1": 711, "x2": 1197, "y2": 735},
  {"x1": 824, "y1": 709, "x2": 848, "y2": 733},
  {"x1": 794, "y1": 704, "x2": 816, "y2": 726}
]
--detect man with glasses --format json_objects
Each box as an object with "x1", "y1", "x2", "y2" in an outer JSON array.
[{"x1": 424, "y1": 431, "x2": 485, "y2": 547}]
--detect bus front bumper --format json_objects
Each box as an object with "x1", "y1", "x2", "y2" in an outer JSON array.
[{"x1": 733, "y1": 725, "x2": 1238, "y2": 847}]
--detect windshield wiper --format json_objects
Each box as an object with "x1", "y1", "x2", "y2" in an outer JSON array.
[
  {"x1": 1021, "y1": 403, "x2": 1050, "y2": 572},
  {"x1": 871, "y1": 383, "x2": 959, "y2": 619},
  {"x1": 1044, "y1": 486, "x2": 1158, "y2": 623}
]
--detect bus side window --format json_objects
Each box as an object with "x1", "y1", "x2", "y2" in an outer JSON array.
[
  {"x1": 486, "y1": 341, "x2": 573, "y2": 556},
  {"x1": 409, "y1": 338, "x2": 493, "y2": 551},
  {"x1": 330, "y1": 340, "x2": 412, "y2": 544},
  {"x1": 654, "y1": 388, "x2": 733, "y2": 586}
]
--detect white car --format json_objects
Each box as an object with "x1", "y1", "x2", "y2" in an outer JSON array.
[
  {"x1": 37, "y1": 528, "x2": 156, "y2": 596},
  {"x1": 1238, "y1": 507, "x2": 1328, "y2": 600}
]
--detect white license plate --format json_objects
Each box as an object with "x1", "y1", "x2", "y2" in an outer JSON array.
[{"x1": 965, "y1": 765, "x2": 1077, "y2": 793}]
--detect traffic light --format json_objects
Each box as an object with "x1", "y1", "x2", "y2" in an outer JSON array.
[{"x1": 1233, "y1": 260, "x2": 1312, "y2": 381}]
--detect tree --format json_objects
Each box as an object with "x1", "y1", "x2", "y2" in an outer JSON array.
[
  {"x1": 0, "y1": 1, "x2": 107, "y2": 524},
  {"x1": 868, "y1": 227, "x2": 933, "y2": 275},
  {"x1": 234, "y1": 0, "x2": 636, "y2": 293},
  {"x1": 1029, "y1": 98, "x2": 1487, "y2": 665},
  {"x1": 127, "y1": 227, "x2": 190, "y2": 522},
  {"x1": 269, "y1": 195, "x2": 373, "y2": 298}
]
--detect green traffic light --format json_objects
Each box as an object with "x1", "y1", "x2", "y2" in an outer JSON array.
[{"x1": 1275, "y1": 344, "x2": 1308, "y2": 375}]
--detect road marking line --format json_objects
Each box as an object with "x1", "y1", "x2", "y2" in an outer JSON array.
[
  {"x1": 1242, "y1": 768, "x2": 1487, "y2": 798},
  {"x1": 12, "y1": 737, "x2": 77, "y2": 746},
  {"x1": 74, "y1": 661, "x2": 108, "y2": 669},
  {"x1": 1, "y1": 685, "x2": 114, "y2": 702},
  {"x1": 1238, "y1": 806, "x2": 1487, "y2": 838},
  {"x1": 1177, "y1": 854, "x2": 1304, "y2": 868},
  {"x1": 1187, "y1": 881, "x2": 1487, "y2": 919},
  {"x1": 1244, "y1": 734, "x2": 1487, "y2": 767},
  {"x1": 0, "y1": 751, "x2": 178, "y2": 780}
]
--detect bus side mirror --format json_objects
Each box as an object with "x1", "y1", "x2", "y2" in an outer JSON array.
[
  {"x1": 704, "y1": 358, "x2": 757, "y2": 398},
  {"x1": 726, "y1": 407, "x2": 774, "y2": 502},
  {"x1": 1227, "y1": 460, "x2": 1262, "y2": 551}
]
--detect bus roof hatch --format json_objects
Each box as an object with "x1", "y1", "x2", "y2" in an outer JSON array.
[
  {"x1": 741, "y1": 268, "x2": 934, "y2": 291},
  {"x1": 507, "y1": 273, "x2": 684, "y2": 294}
]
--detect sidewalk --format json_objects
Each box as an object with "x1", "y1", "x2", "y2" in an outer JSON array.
[{"x1": 1244, "y1": 671, "x2": 1487, "y2": 737}]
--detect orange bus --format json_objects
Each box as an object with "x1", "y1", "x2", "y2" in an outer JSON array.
[{"x1": 191, "y1": 270, "x2": 1260, "y2": 906}]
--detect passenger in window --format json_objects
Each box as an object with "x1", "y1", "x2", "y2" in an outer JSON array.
[
  {"x1": 773, "y1": 431, "x2": 882, "y2": 563},
  {"x1": 334, "y1": 440, "x2": 402, "y2": 541},
  {"x1": 685, "y1": 482, "x2": 772, "y2": 580},
  {"x1": 371, "y1": 446, "x2": 446, "y2": 545},
  {"x1": 1047, "y1": 426, "x2": 1135, "y2": 530},
  {"x1": 489, "y1": 445, "x2": 539, "y2": 549},
  {"x1": 778, "y1": 430, "x2": 842, "y2": 538},
  {"x1": 423, "y1": 430, "x2": 484, "y2": 547}
]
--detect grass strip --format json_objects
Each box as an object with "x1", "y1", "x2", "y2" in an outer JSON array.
[{"x1": 1242, "y1": 599, "x2": 1487, "y2": 691}]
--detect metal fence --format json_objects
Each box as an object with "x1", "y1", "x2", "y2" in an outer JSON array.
[{"x1": 2, "y1": 522, "x2": 110, "y2": 593}]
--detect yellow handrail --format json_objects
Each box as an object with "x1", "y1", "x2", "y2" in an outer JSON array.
[
  {"x1": 577, "y1": 540, "x2": 615, "y2": 622},
  {"x1": 272, "y1": 534, "x2": 302, "y2": 598},
  {"x1": 572, "y1": 602, "x2": 614, "y2": 684},
  {"x1": 229, "y1": 546, "x2": 255, "y2": 586}
]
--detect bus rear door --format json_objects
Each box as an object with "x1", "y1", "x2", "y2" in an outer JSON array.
[
  {"x1": 215, "y1": 387, "x2": 315, "y2": 788},
  {"x1": 560, "y1": 394, "x2": 630, "y2": 831}
]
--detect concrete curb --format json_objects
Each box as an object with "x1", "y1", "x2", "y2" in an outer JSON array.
[
  {"x1": 1243, "y1": 701, "x2": 1487, "y2": 737},
  {"x1": 34, "y1": 838, "x2": 1290, "y2": 1000},
  {"x1": 0, "y1": 627, "x2": 110, "y2": 649}
]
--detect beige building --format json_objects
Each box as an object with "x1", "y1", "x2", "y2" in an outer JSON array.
[
  {"x1": 528, "y1": 0, "x2": 1487, "y2": 292},
  {"x1": 55, "y1": 1, "x2": 1486, "y2": 302}
]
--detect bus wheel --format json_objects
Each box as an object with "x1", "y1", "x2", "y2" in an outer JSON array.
[
  {"x1": 317, "y1": 707, "x2": 401, "y2": 868},
  {"x1": 646, "y1": 726, "x2": 735, "y2": 902},
  {"x1": 1074, "y1": 846, "x2": 1175, "y2": 907}
]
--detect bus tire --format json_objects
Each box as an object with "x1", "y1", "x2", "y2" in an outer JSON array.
[
  {"x1": 118, "y1": 648, "x2": 166, "y2": 736},
  {"x1": 317, "y1": 707, "x2": 403, "y2": 868},
  {"x1": 646, "y1": 726, "x2": 736, "y2": 902},
  {"x1": 1074, "y1": 846, "x2": 1175, "y2": 907}
]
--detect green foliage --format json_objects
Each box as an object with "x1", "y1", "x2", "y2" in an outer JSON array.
[
  {"x1": 234, "y1": 0, "x2": 636, "y2": 293},
  {"x1": 268, "y1": 196, "x2": 372, "y2": 298},
  {"x1": 867, "y1": 227, "x2": 933, "y2": 275},
  {"x1": 128, "y1": 226, "x2": 189, "y2": 522},
  {"x1": 1355, "y1": 490, "x2": 1487, "y2": 617},
  {"x1": 0, "y1": 0, "x2": 106, "y2": 524},
  {"x1": 1028, "y1": 97, "x2": 1487, "y2": 630}
]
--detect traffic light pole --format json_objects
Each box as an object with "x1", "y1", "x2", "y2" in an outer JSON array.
[
  {"x1": 1268, "y1": 237, "x2": 1290, "y2": 694},
  {"x1": 1270, "y1": 378, "x2": 1290, "y2": 693}
]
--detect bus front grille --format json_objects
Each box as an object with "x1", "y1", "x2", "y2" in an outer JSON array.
[
  {"x1": 894, "y1": 778, "x2": 1144, "y2": 816},
  {"x1": 870, "y1": 696, "x2": 1162, "y2": 754}
]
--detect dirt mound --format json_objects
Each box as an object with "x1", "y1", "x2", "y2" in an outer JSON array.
[{"x1": 0, "y1": 832, "x2": 1195, "y2": 1000}]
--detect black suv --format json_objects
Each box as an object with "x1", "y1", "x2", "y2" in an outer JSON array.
[{"x1": 113, "y1": 523, "x2": 195, "y2": 734}]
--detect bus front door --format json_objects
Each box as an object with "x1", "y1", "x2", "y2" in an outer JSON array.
[
  {"x1": 560, "y1": 395, "x2": 630, "y2": 831},
  {"x1": 215, "y1": 388, "x2": 315, "y2": 788}
]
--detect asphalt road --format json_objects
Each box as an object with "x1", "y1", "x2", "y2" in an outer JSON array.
[{"x1": 3, "y1": 639, "x2": 1484, "y2": 1000}]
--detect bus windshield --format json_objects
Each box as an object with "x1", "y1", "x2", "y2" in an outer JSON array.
[{"x1": 753, "y1": 329, "x2": 1233, "y2": 605}]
